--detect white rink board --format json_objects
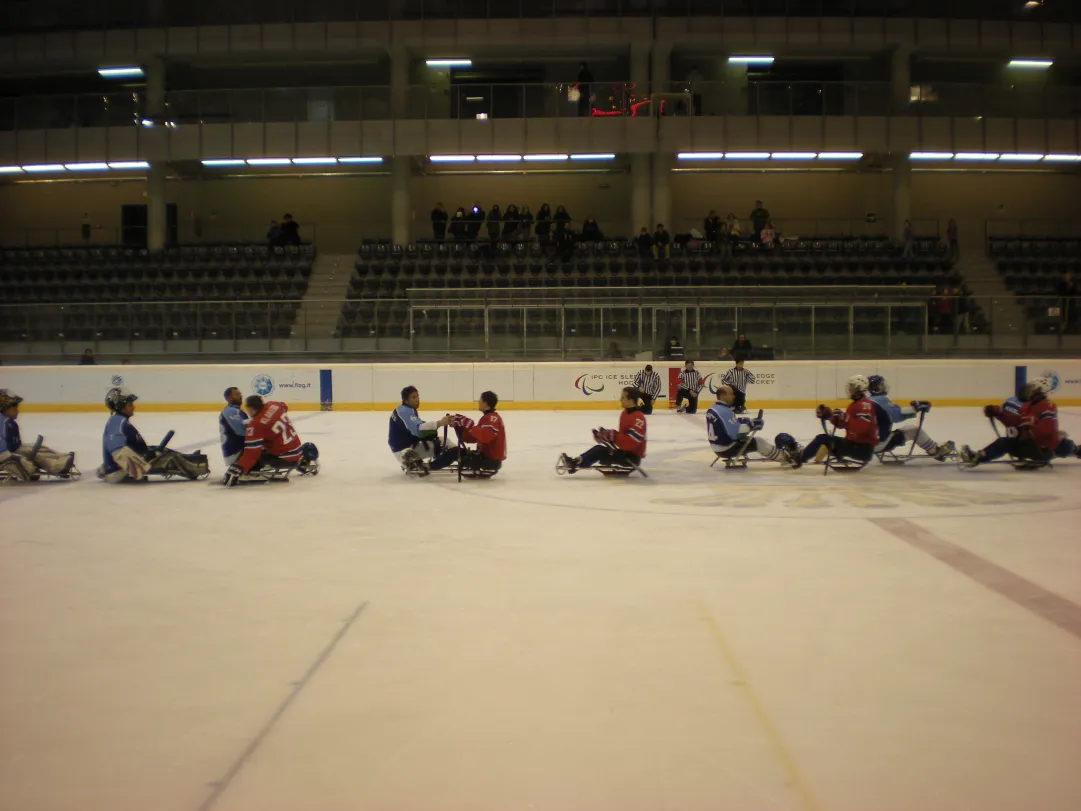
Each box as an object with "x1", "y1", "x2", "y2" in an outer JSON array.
[{"x1": 3, "y1": 359, "x2": 1080, "y2": 411}]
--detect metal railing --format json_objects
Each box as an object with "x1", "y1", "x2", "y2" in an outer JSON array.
[
  {"x1": 3, "y1": 294, "x2": 1079, "y2": 361},
  {"x1": 0, "y1": 224, "x2": 320, "y2": 249},
  {"x1": 9, "y1": 0, "x2": 1080, "y2": 33}
]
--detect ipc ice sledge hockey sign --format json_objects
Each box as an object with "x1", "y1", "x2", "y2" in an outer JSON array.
[
  {"x1": 574, "y1": 374, "x2": 604, "y2": 395},
  {"x1": 574, "y1": 371, "x2": 639, "y2": 397}
]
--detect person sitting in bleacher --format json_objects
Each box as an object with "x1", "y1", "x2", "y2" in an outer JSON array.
[
  {"x1": 636, "y1": 226, "x2": 653, "y2": 258},
  {"x1": 581, "y1": 216, "x2": 604, "y2": 243}
]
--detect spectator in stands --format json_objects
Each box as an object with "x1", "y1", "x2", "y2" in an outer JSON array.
[
  {"x1": 732, "y1": 333, "x2": 753, "y2": 359},
  {"x1": 760, "y1": 221, "x2": 777, "y2": 249},
  {"x1": 79, "y1": 348, "x2": 96, "y2": 365},
  {"x1": 652, "y1": 223, "x2": 671, "y2": 259},
  {"x1": 952, "y1": 286, "x2": 970, "y2": 334},
  {"x1": 605, "y1": 341, "x2": 623, "y2": 359},
  {"x1": 81, "y1": 212, "x2": 91, "y2": 242},
  {"x1": 946, "y1": 218, "x2": 959, "y2": 260},
  {"x1": 686, "y1": 65, "x2": 705, "y2": 115},
  {"x1": 449, "y1": 207, "x2": 468, "y2": 240},
  {"x1": 502, "y1": 204, "x2": 520, "y2": 240},
  {"x1": 936, "y1": 287, "x2": 954, "y2": 333},
  {"x1": 1059, "y1": 272, "x2": 1078, "y2": 333},
  {"x1": 704, "y1": 210, "x2": 722, "y2": 241},
  {"x1": 581, "y1": 216, "x2": 604, "y2": 242},
  {"x1": 576, "y1": 62, "x2": 594, "y2": 117},
  {"x1": 431, "y1": 203, "x2": 448, "y2": 241},
  {"x1": 555, "y1": 225, "x2": 576, "y2": 261},
  {"x1": 554, "y1": 205, "x2": 572, "y2": 237},
  {"x1": 637, "y1": 226, "x2": 654, "y2": 258},
  {"x1": 468, "y1": 202, "x2": 484, "y2": 240},
  {"x1": 486, "y1": 205, "x2": 502, "y2": 242},
  {"x1": 266, "y1": 219, "x2": 282, "y2": 248},
  {"x1": 665, "y1": 336, "x2": 685, "y2": 360},
  {"x1": 280, "y1": 213, "x2": 301, "y2": 246},
  {"x1": 535, "y1": 203, "x2": 552, "y2": 242},
  {"x1": 520, "y1": 205, "x2": 534, "y2": 239},
  {"x1": 750, "y1": 200, "x2": 770, "y2": 241},
  {"x1": 902, "y1": 219, "x2": 915, "y2": 259},
  {"x1": 726, "y1": 213, "x2": 742, "y2": 243}
]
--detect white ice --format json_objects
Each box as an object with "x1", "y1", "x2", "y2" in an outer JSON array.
[{"x1": 2, "y1": 407, "x2": 1081, "y2": 811}]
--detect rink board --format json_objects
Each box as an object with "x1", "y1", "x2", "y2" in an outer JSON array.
[{"x1": 4, "y1": 359, "x2": 1080, "y2": 412}]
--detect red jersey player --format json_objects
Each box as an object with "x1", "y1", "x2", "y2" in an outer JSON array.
[
  {"x1": 441, "y1": 390, "x2": 507, "y2": 477},
  {"x1": 222, "y1": 396, "x2": 319, "y2": 485},
  {"x1": 792, "y1": 374, "x2": 877, "y2": 469},
  {"x1": 558, "y1": 386, "x2": 647, "y2": 474},
  {"x1": 961, "y1": 379, "x2": 1059, "y2": 468}
]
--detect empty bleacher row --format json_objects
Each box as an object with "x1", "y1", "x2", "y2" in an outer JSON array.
[
  {"x1": 988, "y1": 237, "x2": 1081, "y2": 259},
  {"x1": 995, "y1": 250, "x2": 1080, "y2": 335}
]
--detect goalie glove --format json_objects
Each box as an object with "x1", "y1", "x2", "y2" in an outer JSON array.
[
  {"x1": 983, "y1": 404, "x2": 999, "y2": 419},
  {"x1": 815, "y1": 404, "x2": 831, "y2": 420},
  {"x1": 592, "y1": 427, "x2": 618, "y2": 446},
  {"x1": 450, "y1": 413, "x2": 475, "y2": 431},
  {"x1": 910, "y1": 400, "x2": 932, "y2": 414},
  {"x1": 222, "y1": 464, "x2": 243, "y2": 487}
]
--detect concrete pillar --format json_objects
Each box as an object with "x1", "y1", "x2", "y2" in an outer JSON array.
[
  {"x1": 651, "y1": 42, "x2": 672, "y2": 93},
  {"x1": 630, "y1": 154, "x2": 652, "y2": 236},
  {"x1": 391, "y1": 156, "x2": 412, "y2": 246},
  {"x1": 892, "y1": 155, "x2": 911, "y2": 244},
  {"x1": 721, "y1": 61, "x2": 749, "y2": 116},
  {"x1": 891, "y1": 47, "x2": 911, "y2": 115},
  {"x1": 651, "y1": 153, "x2": 671, "y2": 233},
  {"x1": 631, "y1": 44, "x2": 650, "y2": 96},
  {"x1": 390, "y1": 46, "x2": 410, "y2": 119},
  {"x1": 147, "y1": 162, "x2": 167, "y2": 251},
  {"x1": 145, "y1": 56, "x2": 166, "y2": 119}
]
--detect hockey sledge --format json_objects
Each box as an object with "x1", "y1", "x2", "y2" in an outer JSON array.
[
  {"x1": 708, "y1": 411, "x2": 795, "y2": 470},
  {"x1": 956, "y1": 418, "x2": 1052, "y2": 471},
  {"x1": 555, "y1": 453, "x2": 648, "y2": 478},
  {"x1": 0, "y1": 435, "x2": 82, "y2": 484}
]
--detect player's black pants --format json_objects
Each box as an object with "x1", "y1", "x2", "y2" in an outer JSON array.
[
  {"x1": 431, "y1": 446, "x2": 502, "y2": 475},
  {"x1": 579, "y1": 445, "x2": 641, "y2": 469},
  {"x1": 675, "y1": 388, "x2": 699, "y2": 414},
  {"x1": 800, "y1": 435, "x2": 873, "y2": 465},
  {"x1": 640, "y1": 393, "x2": 654, "y2": 415},
  {"x1": 981, "y1": 437, "x2": 1053, "y2": 464},
  {"x1": 732, "y1": 389, "x2": 746, "y2": 413}
]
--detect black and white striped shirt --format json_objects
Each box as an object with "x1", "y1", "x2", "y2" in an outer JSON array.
[
  {"x1": 678, "y1": 369, "x2": 704, "y2": 394},
  {"x1": 633, "y1": 369, "x2": 663, "y2": 399},
  {"x1": 721, "y1": 367, "x2": 756, "y2": 392}
]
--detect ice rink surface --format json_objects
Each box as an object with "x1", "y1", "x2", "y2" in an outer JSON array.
[{"x1": 2, "y1": 406, "x2": 1081, "y2": 811}]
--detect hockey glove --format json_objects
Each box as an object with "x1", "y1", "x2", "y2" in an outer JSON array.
[
  {"x1": 593, "y1": 428, "x2": 618, "y2": 446},
  {"x1": 910, "y1": 400, "x2": 932, "y2": 414},
  {"x1": 815, "y1": 404, "x2": 831, "y2": 420},
  {"x1": 737, "y1": 417, "x2": 764, "y2": 431},
  {"x1": 829, "y1": 409, "x2": 846, "y2": 427},
  {"x1": 983, "y1": 404, "x2": 999, "y2": 419},
  {"x1": 222, "y1": 464, "x2": 243, "y2": 487},
  {"x1": 450, "y1": 413, "x2": 475, "y2": 430}
]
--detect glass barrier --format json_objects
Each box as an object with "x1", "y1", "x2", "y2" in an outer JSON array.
[{"x1": 3, "y1": 296, "x2": 1078, "y2": 361}]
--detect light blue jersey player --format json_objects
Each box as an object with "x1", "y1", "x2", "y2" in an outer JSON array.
[
  {"x1": 388, "y1": 385, "x2": 452, "y2": 474},
  {"x1": 705, "y1": 384, "x2": 800, "y2": 464},
  {"x1": 219, "y1": 387, "x2": 248, "y2": 466},
  {"x1": 867, "y1": 375, "x2": 955, "y2": 461}
]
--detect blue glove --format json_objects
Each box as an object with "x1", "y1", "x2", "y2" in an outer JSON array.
[{"x1": 910, "y1": 400, "x2": 932, "y2": 414}]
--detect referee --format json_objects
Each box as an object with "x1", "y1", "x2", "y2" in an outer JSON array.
[
  {"x1": 676, "y1": 360, "x2": 704, "y2": 414},
  {"x1": 721, "y1": 356, "x2": 756, "y2": 413},
  {"x1": 633, "y1": 364, "x2": 663, "y2": 415}
]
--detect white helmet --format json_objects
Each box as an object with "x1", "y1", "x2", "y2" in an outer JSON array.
[{"x1": 847, "y1": 375, "x2": 870, "y2": 398}]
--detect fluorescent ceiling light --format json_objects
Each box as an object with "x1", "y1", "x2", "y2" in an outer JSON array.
[
  {"x1": 522, "y1": 154, "x2": 569, "y2": 162},
  {"x1": 997, "y1": 153, "x2": 1044, "y2": 162},
  {"x1": 569, "y1": 153, "x2": 616, "y2": 161},
  {"x1": 771, "y1": 152, "x2": 818, "y2": 160},
  {"x1": 909, "y1": 152, "x2": 954, "y2": 160},
  {"x1": 818, "y1": 152, "x2": 863, "y2": 160},
  {"x1": 677, "y1": 152, "x2": 726, "y2": 160},
  {"x1": 464, "y1": 97, "x2": 484, "y2": 102},
  {"x1": 246, "y1": 158, "x2": 292, "y2": 166},
  {"x1": 426, "y1": 59, "x2": 472, "y2": 68},
  {"x1": 108, "y1": 161, "x2": 149, "y2": 169},
  {"x1": 292, "y1": 157, "x2": 338, "y2": 165},
  {"x1": 1007, "y1": 59, "x2": 1052, "y2": 69},
  {"x1": 140, "y1": 118, "x2": 155, "y2": 128},
  {"x1": 725, "y1": 152, "x2": 771, "y2": 160},
  {"x1": 98, "y1": 66, "x2": 144, "y2": 78},
  {"x1": 65, "y1": 162, "x2": 110, "y2": 171},
  {"x1": 22, "y1": 164, "x2": 66, "y2": 172},
  {"x1": 337, "y1": 156, "x2": 383, "y2": 164},
  {"x1": 476, "y1": 155, "x2": 522, "y2": 162},
  {"x1": 729, "y1": 56, "x2": 774, "y2": 65},
  {"x1": 954, "y1": 152, "x2": 999, "y2": 161},
  {"x1": 0, "y1": 166, "x2": 25, "y2": 173},
  {"x1": 430, "y1": 155, "x2": 476, "y2": 163},
  {"x1": 1043, "y1": 154, "x2": 1081, "y2": 162},
  {"x1": 201, "y1": 159, "x2": 246, "y2": 167}
]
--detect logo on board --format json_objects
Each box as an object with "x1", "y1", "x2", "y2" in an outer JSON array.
[{"x1": 252, "y1": 374, "x2": 274, "y2": 396}]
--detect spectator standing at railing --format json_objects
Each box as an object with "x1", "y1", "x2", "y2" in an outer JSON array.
[
  {"x1": 732, "y1": 333, "x2": 753, "y2": 360},
  {"x1": 431, "y1": 203, "x2": 448, "y2": 241},
  {"x1": 520, "y1": 205, "x2": 534, "y2": 239},
  {"x1": 951, "y1": 286, "x2": 970, "y2": 334},
  {"x1": 1058, "y1": 272, "x2": 1078, "y2": 333},
  {"x1": 704, "y1": 210, "x2": 722, "y2": 242},
  {"x1": 502, "y1": 205, "x2": 520, "y2": 240},
  {"x1": 535, "y1": 204, "x2": 552, "y2": 242},
  {"x1": 449, "y1": 207, "x2": 467, "y2": 241},
  {"x1": 652, "y1": 224, "x2": 671, "y2": 260},
  {"x1": 750, "y1": 200, "x2": 770, "y2": 242},
  {"x1": 686, "y1": 65, "x2": 705, "y2": 115},
  {"x1": 946, "y1": 218, "x2": 959, "y2": 260},
  {"x1": 582, "y1": 216, "x2": 604, "y2": 243},
  {"x1": 637, "y1": 226, "x2": 654, "y2": 258},
  {"x1": 468, "y1": 202, "x2": 484, "y2": 240},
  {"x1": 79, "y1": 349, "x2": 96, "y2": 366},
  {"x1": 576, "y1": 62, "x2": 594, "y2": 117},
  {"x1": 486, "y1": 205, "x2": 502, "y2": 242},
  {"x1": 267, "y1": 219, "x2": 282, "y2": 248},
  {"x1": 280, "y1": 213, "x2": 300, "y2": 246},
  {"x1": 81, "y1": 212, "x2": 91, "y2": 242},
  {"x1": 902, "y1": 219, "x2": 915, "y2": 259},
  {"x1": 554, "y1": 205, "x2": 571, "y2": 237}
]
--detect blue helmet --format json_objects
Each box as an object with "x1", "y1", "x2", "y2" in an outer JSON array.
[{"x1": 867, "y1": 375, "x2": 889, "y2": 396}]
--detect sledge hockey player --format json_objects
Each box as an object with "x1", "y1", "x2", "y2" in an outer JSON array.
[
  {"x1": 98, "y1": 387, "x2": 210, "y2": 483},
  {"x1": 388, "y1": 385, "x2": 452, "y2": 476},
  {"x1": 866, "y1": 375, "x2": 956, "y2": 461},
  {"x1": 0, "y1": 389, "x2": 78, "y2": 481},
  {"x1": 706, "y1": 384, "x2": 801, "y2": 465},
  {"x1": 558, "y1": 387, "x2": 647, "y2": 474},
  {"x1": 435, "y1": 390, "x2": 507, "y2": 478},
  {"x1": 792, "y1": 374, "x2": 878, "y2": 469},
  {"x1": 994, "y1": 387, "x2": 1081, "y2": 461},
  {"x1": 219, "y1": 387, "x2": 248, "y2": 466},
  {"x1": 222, "y1": 396, "x2": 319, "y2": 486},
  {"x1": 960, "y1": 380, "x2": 1062, "y2": 468}
]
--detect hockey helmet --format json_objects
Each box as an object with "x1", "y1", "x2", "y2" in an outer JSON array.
[
  {"x1": 867, "y1": 375, "x2": 889, "y2": 396},
  {"x1": 105, "y1": 386, "x2": 138, "y2": 412},
  {"x1": 846, "y1": 374, "x2": 870, "y2": 398},
  {"x1": 1019, "y1": 379, "x2": 1048, "y2": 402},
  {"x1": 0, "y1": 389, "x2": 23, "y2": 412},
  {"x1": 773, "y1": 432, "x2": 798, "y2": 450}
]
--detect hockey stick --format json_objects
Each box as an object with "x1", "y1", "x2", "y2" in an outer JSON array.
[
  {"x1": 822, "y1": 417, "x2": 838, "y2": 477},
  {"x1": 903, "y1": 409, "x2": 926, "y2": 460},
  {"x1": 27, "y1": 434, "x2": 44, "y2": 467},
  {"x1": 455, "y1": 425, "x2": 463, "y2": 483}
]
